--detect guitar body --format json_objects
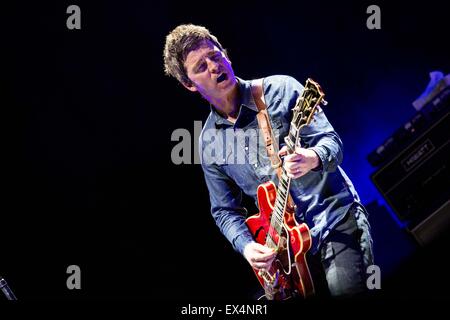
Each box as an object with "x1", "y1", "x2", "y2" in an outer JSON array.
[
  {"x1": 244, "y1": 78, "x2": 325, "y2": 299},
  {"x1": 245, "y1": 181, "x2": 315, "y2": 299}
]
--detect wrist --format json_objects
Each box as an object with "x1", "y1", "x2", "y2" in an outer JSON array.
[{"x1": 310, "y1": 149, "x2": 322, "y2": 171}]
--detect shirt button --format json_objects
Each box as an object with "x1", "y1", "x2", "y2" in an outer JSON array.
[
  {"x1": 254, "y1": 163, "x2": 258, "y2": 168},
  {"x1": 245, "y1": 146, "x2": 249, "y2": 150}
]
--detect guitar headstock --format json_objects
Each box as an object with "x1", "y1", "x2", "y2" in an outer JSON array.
[
  {"x1": 284, "y1": 78, "x2": 326, "y2": 152},
  {"x1": 291, "y1": 78, "x2": 326, "y2": 130}
]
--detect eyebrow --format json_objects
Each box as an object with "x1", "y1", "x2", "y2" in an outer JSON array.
[{"x1": 192, "y1": 51, "x2": 220, "y2": 72}]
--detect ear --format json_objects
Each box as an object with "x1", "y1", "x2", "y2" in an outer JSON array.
[{"x1": 182, "y1": 81, "x2": 198, "y2": 92}]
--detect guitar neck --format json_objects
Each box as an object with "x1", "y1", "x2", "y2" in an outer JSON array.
[
  {"x1": 266, "y1": 169, "x2": 292, "y2": 250},
  {"x1": 266, "y1": 79, "x2": 325, "y2": 250},
  {"x1": 266, "y1": 126, "x2": 299, "y2": 250}
]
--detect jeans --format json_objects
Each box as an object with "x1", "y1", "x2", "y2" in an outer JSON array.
[{"x1": 308, "y1": 203, "x2": 374, "y2": 297}]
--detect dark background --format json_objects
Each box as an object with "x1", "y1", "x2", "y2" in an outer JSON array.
[{"x1": 3, "y1": 0, "x2": 449, "y2": 303}]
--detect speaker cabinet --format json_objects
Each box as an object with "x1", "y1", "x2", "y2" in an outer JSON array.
[
  {"x1": 371, "y1": 112, "x2": 450, "y2": 228},
  {"x1": 410, "y1": 200, "x2": 450, "y2": 246}
]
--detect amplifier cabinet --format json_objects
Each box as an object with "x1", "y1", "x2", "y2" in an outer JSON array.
[{"x1": 371, "y1": 112, "x2": 450, "y2": 227}]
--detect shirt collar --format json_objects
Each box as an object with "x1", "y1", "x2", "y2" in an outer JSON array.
[{"x1": 210, "y1": 77, "x2": 259, "y2": 127}]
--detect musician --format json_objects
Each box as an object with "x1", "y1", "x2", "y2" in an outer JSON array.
[{"x1": 163, "y1": 24, "x2": 373, "y2": 297}]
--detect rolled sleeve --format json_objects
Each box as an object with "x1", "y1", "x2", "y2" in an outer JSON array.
[
  {"x1": 299, "y1": 110, "x2": 343, "y2": 173},
  {"x1": 267, "y1": 76, "x2": 343, "y2": 174}
]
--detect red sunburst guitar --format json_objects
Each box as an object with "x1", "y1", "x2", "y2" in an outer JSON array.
[{"x1": 245, "y1": 78, "x2": 327, "y2": 300}]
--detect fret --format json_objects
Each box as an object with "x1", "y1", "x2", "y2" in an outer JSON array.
[
  {"x1": 273, "y1": 209, "x2": 283, "y2": 224},
  {"x1": 273, "y1": 201, "x2": 282, "y2": 211},
  {"x1": 284, "y1": 137, "x2": 294, "y2": 151},
  {"x1": 266, "y1": 234, "x2": 276, "y2": 249},
  {"x1": 274, "y1": 204, "x2": 285, "y2": 218},
  {"x1": 272, "y1": 207, "x2": 283, "y2": 222},
  {"x1": 274, "y1": 211, "x2": 283, "y2": 223},
  {"x1": 280, "y1": 178, "x2": 288, "y2": 190},
  {"x1": 272, "y1": 206, "x2": 282, "y2": 218},
  {"x1": 277, "y1": 185, "x2": 286, "y2": 195},
  {"x1": 274, "y1": 200, "x2": 285, "y2": 214},
  {"x1": 282, "y1": 180, "x2": 290, "y2": 189},
  {"x1": 277, "y1": 191, "x2": 287, "y2": 203},
  {"x1": 288, "y1": 131, "x2": 297, "y2": 145}
]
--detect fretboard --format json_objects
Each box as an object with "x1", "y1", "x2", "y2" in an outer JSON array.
[
  {"x1": 264, "y1": 78, "x2": 325, "y2": 251},
  {"x1": 265, "y1": 124, "x2": 299, "y2": 250}
]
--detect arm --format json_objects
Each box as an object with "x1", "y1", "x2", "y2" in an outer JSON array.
[
  {"x1": 201, "y1": 162, "x2": 254, "y2": 255},
  {"x1": 299, "y1": 106, "x2": 344, "y2": 174},
  {"x1": 201, "y1": 163, "x2": 276, "y2": 269},
  {"x1": 276, "y1": 77, "x2": 343, "y2": 178}
]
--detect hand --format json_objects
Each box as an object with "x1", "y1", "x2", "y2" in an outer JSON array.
[
  {"x1": 279, "y1": 146, "x2": 320, "y2": 179},
  {"x1": 243, "y1": 242, "x2": 277, "y2": 270}
]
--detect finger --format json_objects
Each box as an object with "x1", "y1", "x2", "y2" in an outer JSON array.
[
  {"x1": 255, "y1": 244, "x2": 275, "y2": 254},
  {"x1": 257, "y1": 252, "x2": 277, "y2": 262},
  {"x1": 285, "y1": 162, "x2": 302, "y2": 172},
  {"x1": 294, "y1": 145, "x2": 305, "y2": 154},
  {"x1": 284, "y1": 153, "x2": 304, "y2": 163},
  {"x1": 287, "y1": 169, "x2": 304, "y2": 179},
  {"x1": 278, "y1": 146, "x2": 288, "y2": 156},
  {"x1": 253, "y1": 262, "x2": 272, "y2": 270},
  {"x1": 262, "y1": 256, "x2": 276, "y2": 265},
  {"x1": 285, "y1": 164, "x2": 304, "y2": 177},
  {"x1": 294, "y1": 172, "x2": 304, "y2": 179}
]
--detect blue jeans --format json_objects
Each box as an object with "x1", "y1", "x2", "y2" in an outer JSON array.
[{"x1": 308, "y1": 203, "x2": 374, "y2": 297}]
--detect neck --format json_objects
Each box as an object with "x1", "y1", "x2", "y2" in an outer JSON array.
[{"x1": 210, "y1": 82, "x2": 240, "y2": 121}]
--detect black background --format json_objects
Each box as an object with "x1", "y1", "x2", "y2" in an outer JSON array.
[{"x1": 3, "y1": 0, "x2": 450, "y2": 305}]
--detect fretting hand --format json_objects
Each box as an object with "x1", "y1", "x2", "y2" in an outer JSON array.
[{"x1": 279, "y1": 146, "x2": 320, "y2": 179}]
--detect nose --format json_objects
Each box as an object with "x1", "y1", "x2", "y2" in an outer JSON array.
[{"x1": 206, "y1": 58, "x2": 220, "y2": 74}]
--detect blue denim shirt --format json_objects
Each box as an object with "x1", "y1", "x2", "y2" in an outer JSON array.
[{"x1": 199, "y1": 75, "x2": 363, "y2": 256}]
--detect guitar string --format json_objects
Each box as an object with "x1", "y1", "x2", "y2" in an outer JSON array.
[{"x1": 262, "y1": 82, "x2": 323, "y2": 296}]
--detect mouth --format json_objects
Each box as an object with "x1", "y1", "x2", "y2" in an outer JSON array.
[{"x1": 216, "y1": 73, "x2": 228, "y2": 83}]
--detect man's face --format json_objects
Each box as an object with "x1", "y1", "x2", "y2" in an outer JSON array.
[{"x1": 183, "y1": 40, "x2": 236, "y2": 101}]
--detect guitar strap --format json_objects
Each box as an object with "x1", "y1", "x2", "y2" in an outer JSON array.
[
  {"x1": 251, "y1": 79, "x2": 282, "y2": 172},
  {"x1": 251, "y1": 79, "x2": 296, "y2": 210}
]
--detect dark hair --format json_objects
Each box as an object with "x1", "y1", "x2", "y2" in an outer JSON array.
[{"x1": 163, "y1": 24, "x2": 228, "y2": 86}]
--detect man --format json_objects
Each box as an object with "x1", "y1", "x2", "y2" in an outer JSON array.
[{"x1": 163, "y1": 24, "x2": 373, "y2": 297}]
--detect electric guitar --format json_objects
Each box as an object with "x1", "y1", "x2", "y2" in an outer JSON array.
[{"x1": 245, "y1": 78, "x2": 326, "y2": 300}]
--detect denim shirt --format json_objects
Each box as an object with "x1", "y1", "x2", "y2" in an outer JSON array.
[{"x1": 199, "y1": 75, "x2": 362, "y2": 256}]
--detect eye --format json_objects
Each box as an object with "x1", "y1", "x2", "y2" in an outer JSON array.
[{"x1": 196, "y1": 62, "x2": 207, "y2": 73}]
